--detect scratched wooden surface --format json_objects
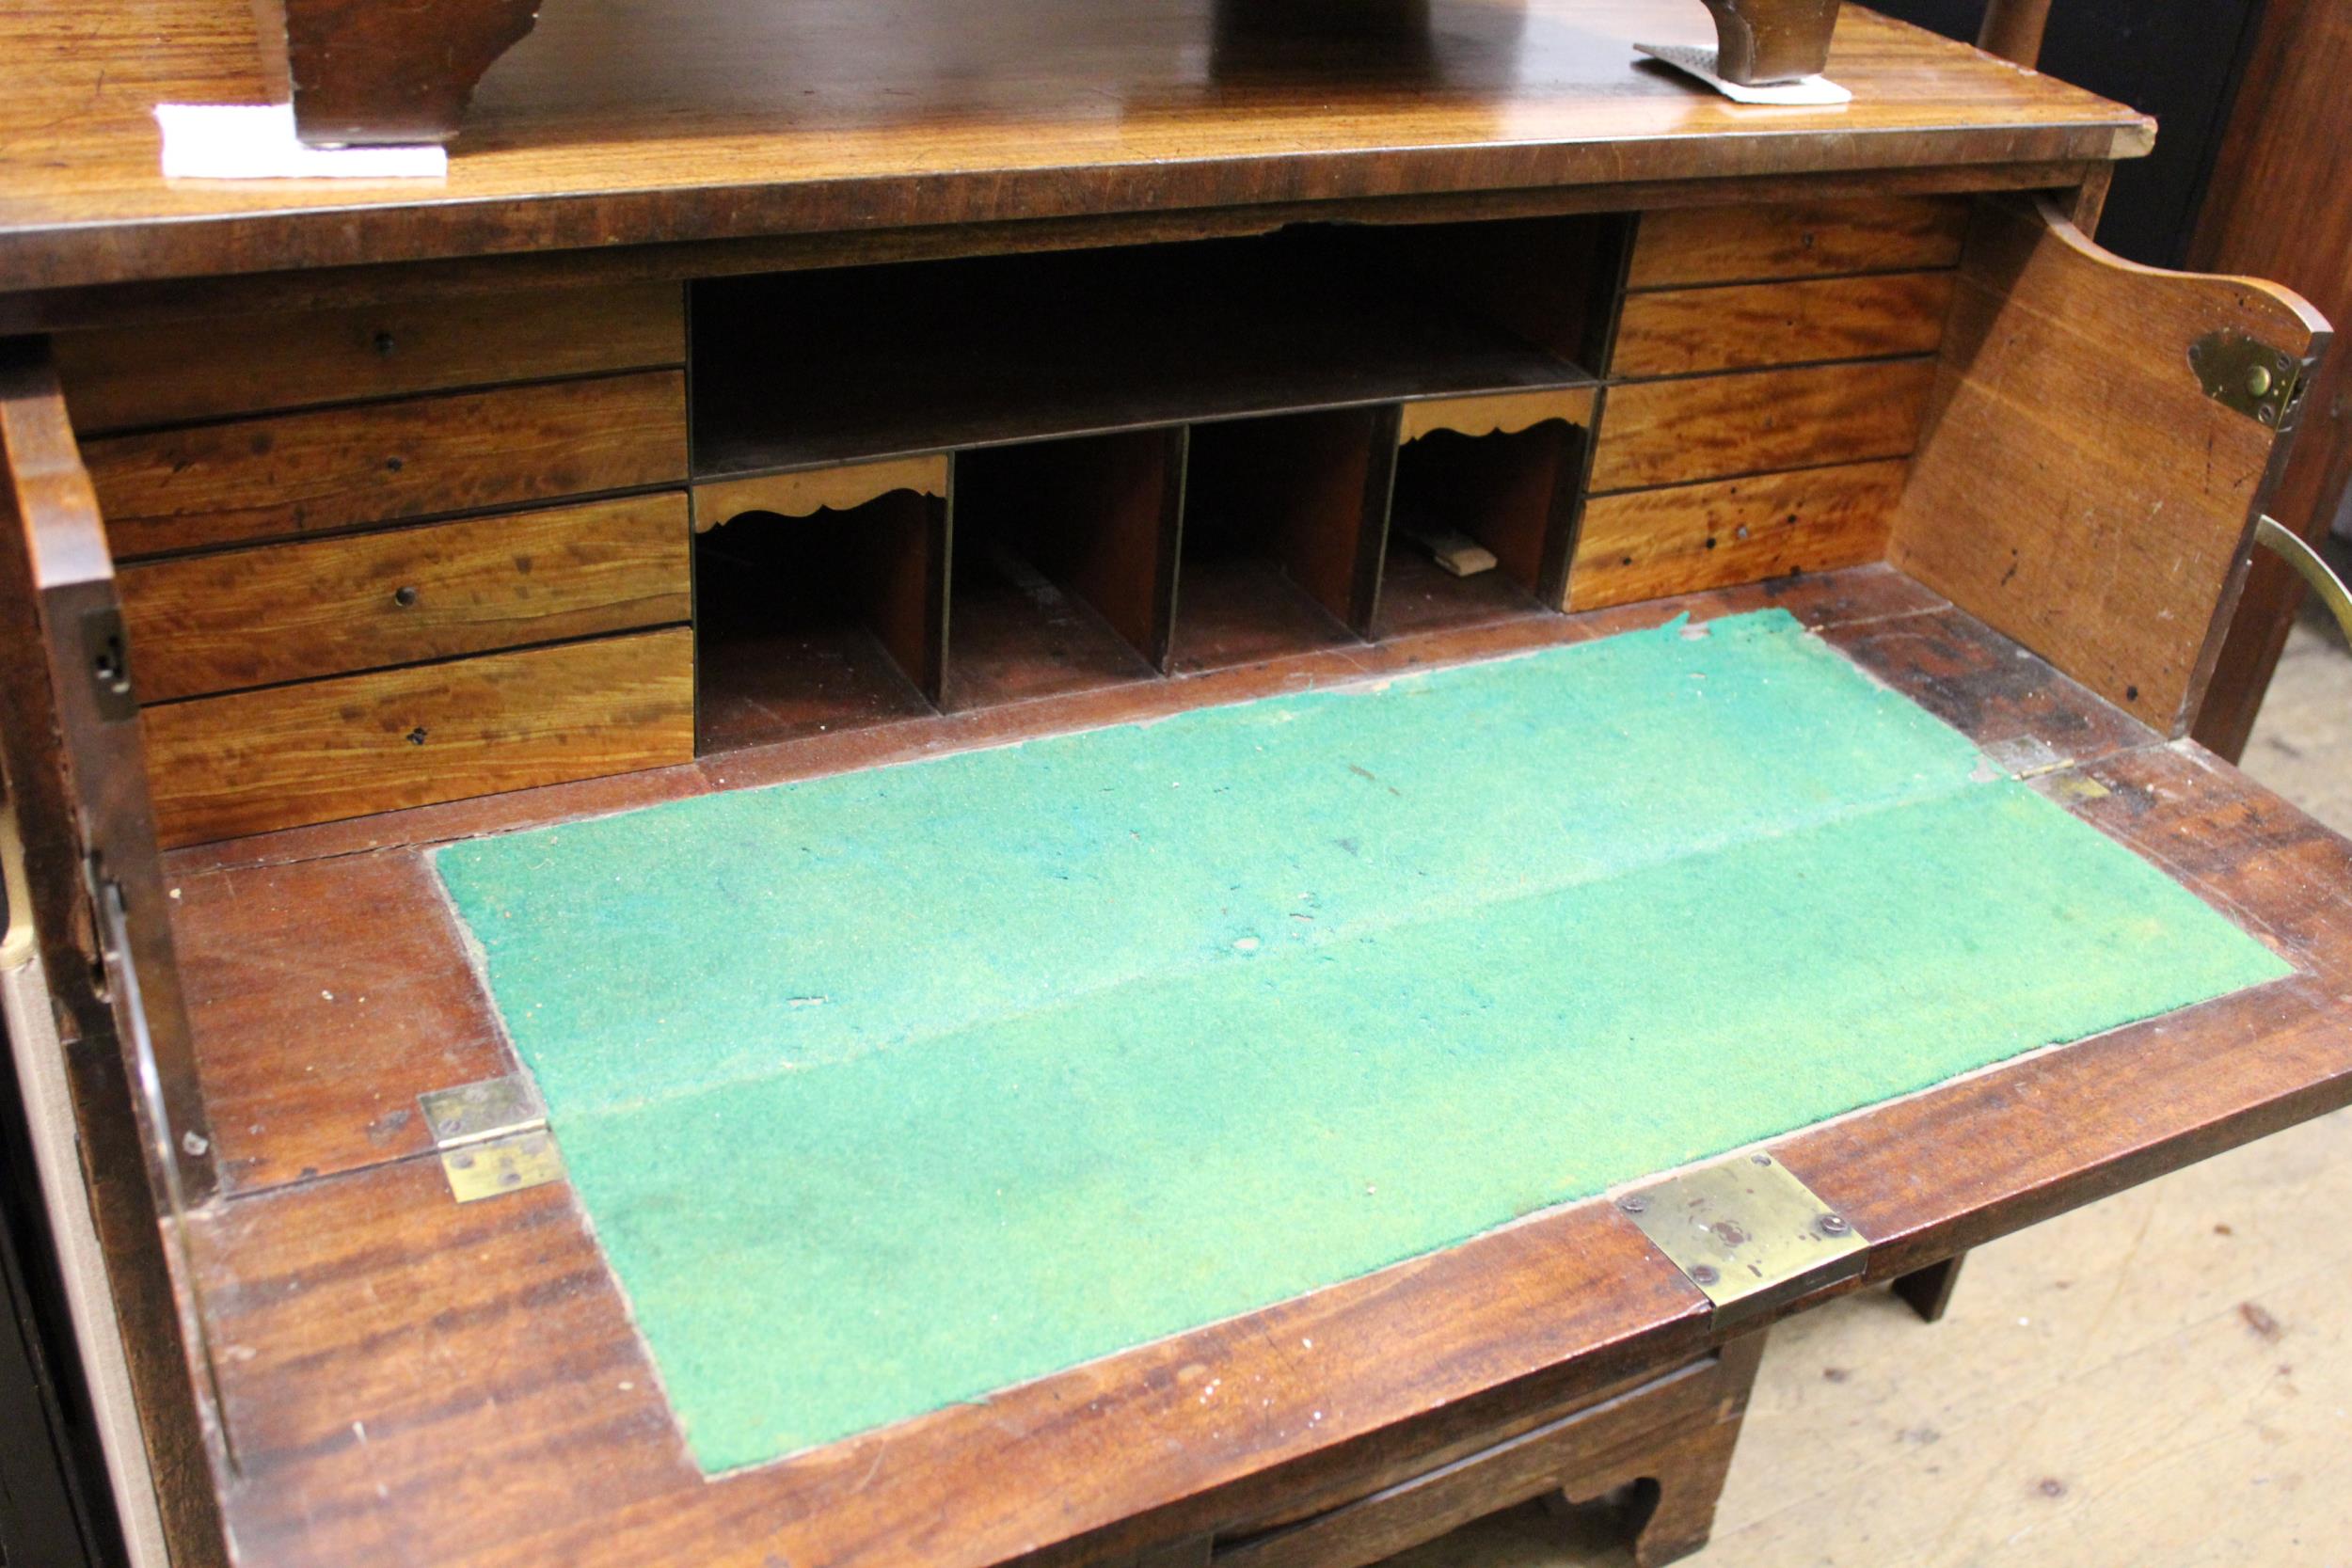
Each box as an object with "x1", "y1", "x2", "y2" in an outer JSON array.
[
  {"x1": 1390, "y1": 587, "x2": 2352, "y2": 1568},
  {"x1": 1390, "y1": 1102, "x2": 2352, "y2": 1568},
  {"x1": 0, "y1": 1, "x2": 2148, "y2": 293}
]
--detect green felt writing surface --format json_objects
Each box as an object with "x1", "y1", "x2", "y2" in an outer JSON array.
[{"x1": 437, "y1": 610, "x2": 2287, "y2": 1472}]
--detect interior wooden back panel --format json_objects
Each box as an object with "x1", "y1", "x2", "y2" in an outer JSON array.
[{"x1": 1888, "y1": 197, "x2": 2328, "y2": 736}]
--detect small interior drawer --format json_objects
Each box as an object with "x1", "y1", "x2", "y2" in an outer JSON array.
[
  {"x1": 83, "y1": 371, "x2": 689, "y2": 559},
  {"x1": 54, "y1": 283, "x2": 686, "y2": 435},
  {"x1": 119, "y1": 493, "x2": 691, "y2": 703},
  {"x1": 1623, "y1": 195, "x2": 1969, "y2": 291},
  {"x1": 140, "y1": 626, "x2": 694, "y2": 847}
]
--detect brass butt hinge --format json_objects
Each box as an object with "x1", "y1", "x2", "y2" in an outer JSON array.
[
  {"x1": 1614, "y1": 1151, "x2": 1867, "y2": 1326},
  {"x1": 2189, "y1": 331, "x2": 2310, "y2": 431},
  {"x1": 419, "y1": 1074, "x2": 564, "y2": 1203}
]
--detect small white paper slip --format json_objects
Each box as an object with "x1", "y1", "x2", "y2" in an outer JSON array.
[
  {"x1": 1633, "y1": 42, "x2": 1853, "y2": 106},
  {"x1": 154, "y1": 103, "x2": 448, "y2": 181}
]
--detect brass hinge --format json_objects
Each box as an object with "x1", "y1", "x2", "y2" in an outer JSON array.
[
  {"x1": 2189, "y1": 331, "x2": 2308, "y2": 430},
  {"x1": 1615, "y1": 1151, "x2": 1867, "y2": 1326},
  {"x1": 419, "y1": 1074, "x2": 563, "y2": 1203}
]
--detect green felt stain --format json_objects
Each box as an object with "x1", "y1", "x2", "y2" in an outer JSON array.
[{"x1": 436, "y1": 610, "x2": 2288, "y2": 1472}]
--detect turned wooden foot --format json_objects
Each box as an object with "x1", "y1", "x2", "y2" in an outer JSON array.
[{"x1": 1892, "y1": 1253, "x2": 1966, "y2": 1324}]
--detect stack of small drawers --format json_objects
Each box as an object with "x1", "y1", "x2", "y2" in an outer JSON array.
[{"x1": 58, "y1": 284, "x2": 696, "y2": 847}]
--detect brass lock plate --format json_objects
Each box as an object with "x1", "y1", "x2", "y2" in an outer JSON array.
[{"x1": 1616, "y1": 1151, "x2": 1867, "y2": 1325}]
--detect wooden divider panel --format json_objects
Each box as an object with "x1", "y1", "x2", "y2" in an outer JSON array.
[
  {"x1": 120, "y1": 494, "x2": 691, "y2": 702},
  {"x1": 55, "y1": 284, "x2": 685, "y2": 434},
  {"x1": 143, "y1": 627, "x2": 695, "y2": 847},
  {"x1": 1190, "y1": 412, "x2": 1387, "y2": 639},
  {"x1": 1889, "y1": 197, "x2": 2328, "y2": 735},
  {"x1": 87, "y1": 372, "x2": 689, "y2": 558}
]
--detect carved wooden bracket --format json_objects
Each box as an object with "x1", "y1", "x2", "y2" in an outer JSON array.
[
  {"x1": 1699, "y1": 0, "x2": 1843, "y2": 85},
  {"x1": 250, "y1": 0, "x2": 547, "y2": 146}
]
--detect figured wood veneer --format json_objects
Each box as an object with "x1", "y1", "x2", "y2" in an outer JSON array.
[
  {"x1": 86, "y1": 372, "x2": 689, "y2": 559},
  {"x1": 142, "y1": 627, "x2": 694, "y2": 846},
  {"x1": 54, "y1": 283, "x2": 685, "y2": 434},
  {"x1": 1625, "y1": 196, "x2": 1970, "y2": 290},
  {"x1": 1568, "y1": 459, "x2": 1903, "y2": 610},
  {"x1": 119, "y1": 493, "x2": 691, "y2": 702},
  {"x1": 1588, "y1": 358, "x2": 1934, "y2": 493},
  {"x1": 1611, "y1": 272, "x2": 1954, "y2": 378},
  {"x1": 0, "y1": 3, "x2": 2150, "y2": 298}
]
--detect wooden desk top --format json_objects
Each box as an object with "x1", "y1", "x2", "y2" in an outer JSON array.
[{"x1": 0, "y1": 0, "x2": 2148, "y2": 297}]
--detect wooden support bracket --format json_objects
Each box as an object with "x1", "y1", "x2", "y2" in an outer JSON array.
[{"x1": 1699, "y1": 0, "x2": 1843, "y2": 86}]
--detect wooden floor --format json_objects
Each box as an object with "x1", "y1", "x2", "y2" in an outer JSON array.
[{"x1": 1394, "y1": 594, "x2": 2352, "y2": 1568}]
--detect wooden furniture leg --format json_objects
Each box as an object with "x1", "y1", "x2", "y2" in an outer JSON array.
[
  {"x1": 1892, "y1": 1254, "x2": 1966, "y2": 1323},
  {"x1": 1557, "y1": 1330, "x2": 1766, "y2": 1568},
  {"x1": 1978, "y1": 0, "x2": 2053, "y2": 66},
  {"x1": 1699, "y1": 0, "x2": 1843, "y2": 85}
]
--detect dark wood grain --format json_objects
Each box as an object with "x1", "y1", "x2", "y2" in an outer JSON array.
[
  {"x1": 1214, "y1": 1336, "x2": 1758, "y2": 1568},
  {"x1": 119, "y1": 493, "x2": 691, "y2": 702},
  {"x1": 52, "y1": 283, "x2": 684, "y2": 435},
  {"x1": 0, "y1": 2, "x2": 2148, "y2": 294},
  {"x1": 167, "y1": 575, "x2": 2352, "y2": 1568},
  {"x1": 1610, "y1": 271, "x2": 1953, "y2": 378},
  {"x1": 86, "y1": 372, "x2": 689, "y2": 560},
  {"x1": 1888, "y1": 197, "x2": 2328, "y2": 735},
  {"x1": 1568, "y1": 459, "x2": 1903, "y2": 611},
  {"x1": 143, "y1": 627, "x2": 694, "y2": 847},
  {"x1": 1624, "y1": 196, "x2": 1969, "y2": 291},
  {"x1": 1701, "y1": 0, "x2": 1842, "y2": 86},
  {"x1": 1589, "y1": 357, "x2": 1934, "y2": 493},
  {"x1": 1977, "y1": 0, "x2": 2052, "y2": 66},
  {"x1": 0, "y1": 338, "x2": 229, "y2": 1568},
  {"x1": 253, "y1": 0, "x2": 547, "y2": 146},
  {"x1": 2184, "y1": 0, "x2": 2352, "y2": 759},
  {"x1": 688, "y1": 239, "x2": 1590, "y2": 480}
]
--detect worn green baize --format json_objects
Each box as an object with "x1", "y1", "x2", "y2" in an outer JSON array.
[{"x1": 437, "y1": 610, "x2": 2285, "y2": 1472}]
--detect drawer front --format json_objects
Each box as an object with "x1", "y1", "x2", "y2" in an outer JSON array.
[
  {"x1": 1625, "y1": 196, "x2": 1969, "y2": 290},
  {"x1": 56, "y1": 283, "x2": 685, "y2": 434},
  {"x1": 1569, "y1": 460, "x2": 1906, "y2": 611},
  {"x1": 142, "y1": 627, "x2": 694, "y2": 847},
  {"x1": 86, "y1": 370, "x2": 689, "y2": 559},
  {"x1": 119, "y1": 493, "x2": 691, "y2": 703},
  {"x1": 1589, "y1": 358, "x2": 1934, "y2": 493},
  {"x1": 1612, "y1": 271, "x2": 1955, "y2": 378}
]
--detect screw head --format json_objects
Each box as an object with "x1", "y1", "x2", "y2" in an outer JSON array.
[
  {"x1": 1617, "y1": 1195, "x2": 1649, "y2": 1215},
  {"x1": 373, "y1": 329, "x2": 397, "y2": 356},
  {"x1": 393, "y1": 584, "x2": 421, "y2": 608},
  {"x1": 1820, "y1": 1213, "x2": 1851, "y2": 1236},
  {"x1": 1691, "y1": 1265, "x2": 1721, "y2": 1287},
  {"x1": 1751, "y1": 1153, "x2": 1772, "y2": 1166}
]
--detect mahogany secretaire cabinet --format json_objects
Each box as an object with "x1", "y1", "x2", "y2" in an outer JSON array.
[{"x1": 1, "y1": 3, "x2": 2347, "y2": 1567}]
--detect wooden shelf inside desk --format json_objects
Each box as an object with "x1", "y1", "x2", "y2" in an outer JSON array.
[{"x1": 688, "y1": 232, "x2": 1598, "y2": 479}]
